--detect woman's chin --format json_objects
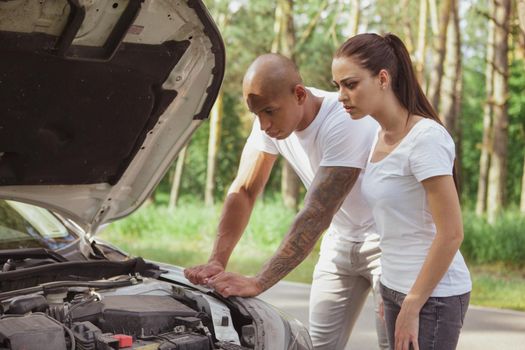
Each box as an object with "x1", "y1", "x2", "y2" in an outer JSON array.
[{"x1": 349, "y1": 112, "x2": 366, "y2": 120}]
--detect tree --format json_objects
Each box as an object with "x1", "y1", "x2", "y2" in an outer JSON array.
[
  {"x1": 518, "y1": 0, "x2": 525, "y2": 214},
  {"x1": 427, "y1": 0, "x2": 453, "y2": 111},
  {"x1": 205, "y1": 90, "x2": 224, "y2": 206},
  {"x1": 476, "y1": 0, "x2": 496, "y2": 216},
  {"x1": 400, "y1": 0, "x2": 415, "y2": 53},
  {"x1": 169, "y1": 146, "x2": 188, "y2": 209},
  {"x1": 486, "y1": 0, "x2": 511, "y2": 223},
  {"x1": 440, "y1": 0, "x2": 462, "y2": 184},
  {"x1": 204, "y1": 5, "x2": 229, "y2": 206},
  {"x1": 272, "y1": 0, "x2": 302, "y2": 210},
  {"x1": 519, "y1": 0, "x2": 525, "y2": 34},
  {"x1": 415, "y1": 0, "x2": 429, "y2": 84},
  {"x1": 348, "y1": 0, "x2": 361, "y2": 37}
]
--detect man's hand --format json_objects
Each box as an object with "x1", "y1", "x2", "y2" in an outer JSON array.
[
  {"x1": 207, "y1": 272, "x2": 263, "y2": 298},
  {"x1": 184, "y1": 260, "x2": 225, "y2": 285}
]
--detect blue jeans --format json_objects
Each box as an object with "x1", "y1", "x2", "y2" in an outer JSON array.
[{"x1": 380, "y1": 283, "x2": 470, "y2": 350}]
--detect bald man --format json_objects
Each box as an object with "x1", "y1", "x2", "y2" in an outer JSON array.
[{"x1": 185, "y1": 54, "x2": 388, "y2": 350}]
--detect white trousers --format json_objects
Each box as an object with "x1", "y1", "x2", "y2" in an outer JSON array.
[{"x1": 309, "y1": 232, "x2": 389, "y2": 350}]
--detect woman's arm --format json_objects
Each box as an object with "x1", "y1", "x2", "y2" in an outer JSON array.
[{"x1": 394, "y1": 175, "x2": 464, "y2": 350}]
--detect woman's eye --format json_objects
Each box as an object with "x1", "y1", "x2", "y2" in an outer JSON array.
[{"x1": 345, "y1": 82, "x2": 357, "y2": 89}]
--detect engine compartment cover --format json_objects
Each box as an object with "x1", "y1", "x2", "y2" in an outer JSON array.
[{"x1": 0, "y1": 313, "x2": 67, "y2": 350}]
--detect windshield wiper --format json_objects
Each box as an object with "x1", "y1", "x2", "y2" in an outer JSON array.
[{"x1": 0, "y1": 248, "x2": 68, "y2": 264}]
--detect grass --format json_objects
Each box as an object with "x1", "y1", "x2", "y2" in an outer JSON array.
[
  {"x1": 469, "y1": 265, "x2": 525, "y2": 310},
  {"x1": 99, "y1": 201, "x2": 525, "y2": 311}
]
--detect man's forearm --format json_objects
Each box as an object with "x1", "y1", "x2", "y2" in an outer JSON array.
[
  {"x1": 255, "y1": 204, "x2": 332, "y2": 290},
  {"x1": 209, "y1": 190, "x2": 257, "y2": 266},
  {"x1": 255, "y1": 166, "x2": 361, "y2": 292}
]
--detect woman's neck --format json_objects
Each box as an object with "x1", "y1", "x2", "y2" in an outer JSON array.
[{"x1": 371, "y1": 95, "x2": 417, "y2": 145}]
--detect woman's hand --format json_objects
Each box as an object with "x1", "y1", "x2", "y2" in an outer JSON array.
[{"x1": 394, "y1": 298, "x2": 421, "y2": 350}]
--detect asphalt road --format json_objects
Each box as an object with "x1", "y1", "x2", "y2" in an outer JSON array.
[{"x1": 259, "y1": 281, "x2": 525, "y2": 350}]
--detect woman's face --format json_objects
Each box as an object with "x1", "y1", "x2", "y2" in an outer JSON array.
[{"x1": 331, "y1": 56, "x2": 383, "y2": 119}]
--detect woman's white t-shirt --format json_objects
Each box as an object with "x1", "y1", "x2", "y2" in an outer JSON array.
[{"x1": 362, "y1": 118, "x2": 471, "y2": 297}]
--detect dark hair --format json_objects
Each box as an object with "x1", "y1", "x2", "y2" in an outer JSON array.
[
  {"x1": 335, "y1": 33, "x2": 460, "y2": 192},
  {"x1": 335, "y1": 33, "x2": 442, "y2": 125}
]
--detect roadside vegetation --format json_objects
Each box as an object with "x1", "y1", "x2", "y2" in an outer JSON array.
[{"x1": 100, "y1": 199, "x2": 525, "y2": 311}]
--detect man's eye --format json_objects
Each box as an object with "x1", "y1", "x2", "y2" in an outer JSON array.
[{"x1": 265, "y1": 109, "x2": 273, "y2": 115}]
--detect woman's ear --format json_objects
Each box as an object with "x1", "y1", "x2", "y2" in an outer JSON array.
[{"x1": 378, "y1": 69, "x2": 390, "y2": 90}]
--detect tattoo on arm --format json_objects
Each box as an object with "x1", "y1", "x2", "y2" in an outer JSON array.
[{"x1": 255, "y1": 166, "x2": 361, "y2": 291}]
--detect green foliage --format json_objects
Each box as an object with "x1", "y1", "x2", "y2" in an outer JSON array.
[
  {"x1": 102, "y1": 200, "x2": 297, "y2": 254},
  {"x1": 462, "y1": 209, "x2": 525, "y2": 266}
]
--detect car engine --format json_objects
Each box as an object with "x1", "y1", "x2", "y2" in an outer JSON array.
[{"x1": 0, "y1": 277, "x2": 253, "y2": 350}]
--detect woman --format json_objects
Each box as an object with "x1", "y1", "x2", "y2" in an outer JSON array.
[{"x1": 331, "y1": 33, "x2": 471, "y2": 350}]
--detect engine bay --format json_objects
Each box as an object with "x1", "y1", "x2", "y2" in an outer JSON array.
[{"x1": 0, "y1": 276, "x2": 254, "y2": 350}]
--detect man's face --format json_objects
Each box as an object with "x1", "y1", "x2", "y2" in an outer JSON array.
[{"x1": 244, "y1": 87, "x2": 304, "y2": 140}]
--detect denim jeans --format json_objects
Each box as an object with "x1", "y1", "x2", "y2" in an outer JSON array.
[
  {"x1": 309, "y1": 232, "x2": 389, "y2": 350},
  {"x1": 380, "y1": 283, "x2": 470, "y2": 350}
]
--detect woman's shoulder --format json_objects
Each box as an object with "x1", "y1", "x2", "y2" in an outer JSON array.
[{"x1": 410, "y1": 118, "x2": 453, "y2": 145}]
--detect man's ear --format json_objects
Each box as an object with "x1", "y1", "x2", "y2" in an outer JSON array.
[{"x1": 294, "y1": 84, "x2": 307, "y2": 105}]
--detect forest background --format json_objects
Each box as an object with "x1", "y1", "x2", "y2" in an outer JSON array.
[{"x1": 101, "y1": 0, "x2": 525, "y2": 310}]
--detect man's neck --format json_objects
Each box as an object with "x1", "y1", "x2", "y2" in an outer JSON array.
[{"x1": 296, "y1": 89, "x2": 324, "y2": 131}]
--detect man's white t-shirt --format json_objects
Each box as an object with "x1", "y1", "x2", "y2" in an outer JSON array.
[
  {"x1": 362, "y1": 118, "x2": 472, "y2": 297},
  {"x1": 246, "y1": 87, "x2": 379, "y2": 242}
]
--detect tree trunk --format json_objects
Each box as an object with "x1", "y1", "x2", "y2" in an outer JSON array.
[
  {"x1": 169, "y1": 145, "x2": 188, "y2": 210},
  {"x1": 272, "y1": 0, "x2": 301, "y2": 210},
  {"x1": 521, "y1": 153, "x2": 525, "y2": 214},
  {"x1": 348, "y1": 0, "x2": 361, "y2": 37},
  {"x1": 327, "y1": 0, "x2": 344, "y2": 46},
  {"x1": 427, "y1": 0, "x2": 452, "y2": 112},
  {"x1": 415, "y1": 0, "x2": 428, "y2": 85},
  {"x1": 486, "y1": 0, "x2": 511, "y2": 224},
  {"x1": 475, "y1": 0, "x2": 496, "y2": 217},
  {"x1": 428, "y1": 0, "x2": 439, "y2": 36},
  {"x1": 440, "y1": 0, "x2": 462, "y2": 188},
  {"x1": 205, "y1": 90, "x2": 224, "y2": 207},
  {"x1": 519, "y1": 0, "x2": 525, "y2": 34},
  {"x1": 401, "y1": 0, "x2": 414, "y2": 53},
  {"x1": 519, "y1": 0, "x2": 525, "y2": 215}
]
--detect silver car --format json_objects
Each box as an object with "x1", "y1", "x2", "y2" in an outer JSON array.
[{"x1": 0, "y1": 1, "x2": 313, "y2": 349}]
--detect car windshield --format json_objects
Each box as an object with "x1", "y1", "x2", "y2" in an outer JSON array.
[{"x1": 0, "y1": 200, "x2": 76, "y2": 250}]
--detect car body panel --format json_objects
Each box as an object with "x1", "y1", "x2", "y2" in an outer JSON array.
[{"x1": 0, "y1": 0, "x2": 224, "y2": 234}]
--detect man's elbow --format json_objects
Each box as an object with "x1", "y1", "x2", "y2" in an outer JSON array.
[{"x1": 227, "y1": 183, "x2": 258, "y2": 204}]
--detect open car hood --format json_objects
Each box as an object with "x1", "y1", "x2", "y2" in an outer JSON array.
[{"x1": 0, "y1": 0, "x2": 225, "y2": 234}]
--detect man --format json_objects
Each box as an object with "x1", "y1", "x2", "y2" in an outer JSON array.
[{"x1": 184, "y1": 54, "x2": 388, "y2": 350}]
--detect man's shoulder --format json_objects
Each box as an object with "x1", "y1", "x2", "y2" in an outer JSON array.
[{"x1": 308, "y1": 86, "x2": 338, "y2": 98}]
